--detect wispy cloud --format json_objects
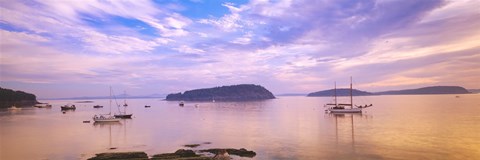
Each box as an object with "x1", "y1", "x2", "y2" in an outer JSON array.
[{"x1": 1, "y1": 0, "x2": 479, "y2": 98}]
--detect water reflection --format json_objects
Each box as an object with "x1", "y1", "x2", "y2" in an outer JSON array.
[
  {"x1": 93, "y1": 121, "x2": 122, "y2": 127},
  {"x1": 92, "y1": 121, "x2": 123, "y2": 150},
  {"x1": 61, "y1": 109, "x2": 75, "y2": 114},
  {"x1": 325, "y1": 113, "x2": 374, "y2": 159},
  {"x1": 2, "y1": 95, "x2": 480, "y2": 160}
]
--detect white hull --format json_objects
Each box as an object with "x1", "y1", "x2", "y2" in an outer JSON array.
[
  {"x1": 328, "y1": 108, "x2": 362, "y2": 113},
  {"x1": 93, "y1": 115, "x2": 120, "y2": 122}
]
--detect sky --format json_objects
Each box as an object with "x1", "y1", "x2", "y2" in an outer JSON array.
[{"x1": 0, "y1": 0, "x2": 479, "y2": 98}]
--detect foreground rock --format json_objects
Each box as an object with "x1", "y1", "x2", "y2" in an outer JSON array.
[
  {"x1": 88, "y1": 152, "x2": 148, "y2": 160},
  {"x1": 151, "y1": 149, "x2": 210, "y2": 160},
  {"x1": 88, "y1": 148, "x2": 256, "y2": 160},
  {"x1": 200, "y1": 148, "x2": 256, "y2": 158}
]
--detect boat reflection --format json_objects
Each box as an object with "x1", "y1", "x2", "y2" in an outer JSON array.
[
  {"x1": 326, "y1": 113, "x2": 372, "y2": 157},
  {"x1": 61, "y1": 109, "x2": 75, "y2": 114},
  {"x1": 93, "y1": 121, "x2": 122, "y2": 127},
  {"x1": 93, "y1": 121, "x2": 123, "y2": 150}
]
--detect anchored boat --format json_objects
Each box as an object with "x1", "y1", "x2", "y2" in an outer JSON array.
[
  {"x1": 93, "y1": 87, "x2": 120, "y2": 122},
  {"x1": 325, "y1": 77, "x2": 372, "y2": 113},
  {"x1": 114, "y1": 91, "x2": 133, "y2": 119}
]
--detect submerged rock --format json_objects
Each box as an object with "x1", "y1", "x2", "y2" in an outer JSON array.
[
  {"x1": 87, "y1": 151, "x2": 148, "y2": 160},
  {"x1": 183, "y1": 144, "x2": 201, "y2": 148},
  {"x1": 200, "y1": 148, "x2": 256, "y2": 158}
]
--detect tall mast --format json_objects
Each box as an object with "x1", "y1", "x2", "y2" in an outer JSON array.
[
  {"x1": 109, "y1": 86, "x2": 112, "y2": 114},
  {"x1": 124, "y1": 90, "x2": 127, "y2": 114},
  {"x1": 334, "y1": 81, "x2": 337, "y2": 106},
  {"x1": 350, "y1": 76, "x2": 353, "y2": 109}
]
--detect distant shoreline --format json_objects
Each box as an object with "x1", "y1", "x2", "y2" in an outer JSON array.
[{"x1": 38, "y1": 96, "x2": 165, "y2": 101}]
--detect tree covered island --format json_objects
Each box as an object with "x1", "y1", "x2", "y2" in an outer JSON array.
[{"x1": 166, "y1": 84, "x2": 275, "y2": 101}]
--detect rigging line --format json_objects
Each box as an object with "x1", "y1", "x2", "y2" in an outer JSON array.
[{"x1": 111, "y1": 89, "x2": 121, "y2": 113}]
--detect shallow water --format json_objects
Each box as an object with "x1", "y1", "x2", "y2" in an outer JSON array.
[{"x1": 1, "y1": 94, "x2": 480, "y2": 159}]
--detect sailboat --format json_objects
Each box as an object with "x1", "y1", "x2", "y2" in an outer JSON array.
[
  {"x1": 93, "y1": 87, "x2": 120, "y2": 122},
  {"x1": 325, "y1": 77, "x2": 372, "y2": 113},
  {"x1": 114, "y1": 91, "x2": 133, "y2": 119}
]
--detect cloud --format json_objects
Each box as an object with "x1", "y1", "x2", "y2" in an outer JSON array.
[
  {"x1": 0, "y1": 0, "x2": 190, "y2": 54},
  {"x1": 173, "y1": 45, "x2": 205, "y2": 54},
  {"x1": 230, "y1": 32, "x2": 254, "y2": 45},
  {"x1": 1, "y1": 0, "x2": 479, "y2": 97}
]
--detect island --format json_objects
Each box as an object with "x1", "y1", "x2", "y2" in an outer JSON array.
[
  {"x1": 375, "y1": 86, "x2": 470, "y2": 95},
  {"x1": 165, "y1": 84, "x2": 275, "y2": 101},
  {"x1": 0, "y1": 87, "x2": 38, "y2": 108},
  {"x1": 307, "y1": 89, "x2": 373, "y2": 97},
  {"x1": 307, "y1": 86, "x2": 471, "y2": 97}
]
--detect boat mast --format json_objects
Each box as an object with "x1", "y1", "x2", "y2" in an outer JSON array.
[
  {"x1": 350, "y1": 76, "x2": 353, "y2": 109},
  {"x1": 123, "y1": 90, "x2": 127, "y2": 114},
  {"x1": 334, "y1": 81, "x2": 337, "y2": 106},
  {"x1": 109, "y1": 86, "x2": 112, "y2": 115}
]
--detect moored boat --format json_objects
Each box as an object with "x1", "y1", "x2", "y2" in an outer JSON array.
[
  {"x1": 325, "y1": 77, "x2": 372, "y2": 113},
  {"x1": 93, "y1": 87, "x2": 120, "y2": 122},
  {"x1": 61, "y1": 104, "x2": 76, "y2": 110},
  {"x1": 34, "y1": 103, "x2": 52, "y2": 108},
  {"x1": 114, "y1": 91, "x2": 133, "y2": 119},
  {"x1": 93, "y1": 105, "x2": 103, "y2": 108},
  {"x1": 93, "y1": 114, "x2": 120, "y2": 122}
]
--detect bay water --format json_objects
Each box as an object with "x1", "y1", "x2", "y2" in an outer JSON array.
[{"x1": 1, "y1": 94, "x2": 479, "y2": 159}]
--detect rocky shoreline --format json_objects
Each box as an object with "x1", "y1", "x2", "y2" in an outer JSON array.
[
  {"x1": 88, "y1": 148, "x2": 256, "y2": 160},
  {"x1": 88, "y1": 142, "x2": 255, "y2": 160}
]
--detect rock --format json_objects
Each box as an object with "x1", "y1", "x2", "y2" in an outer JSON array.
[
  {"x1": 151, "y1": 149, "x2": 207, "y2": 160},
  {"x1": 200, "y1": 148, "x2": 256, "y2": 158},
  {"x1": 87, "y1": 152, "x2": 148, "y2": 160},
  {"x1": 212, "y1": 149, "x2": 229, "y2": 160}
]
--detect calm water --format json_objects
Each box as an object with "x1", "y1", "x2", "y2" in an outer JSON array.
[{"x1": 1, "y1": 94, "x2": 480, "y2": 159}]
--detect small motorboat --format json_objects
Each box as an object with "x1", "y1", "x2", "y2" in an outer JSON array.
[
  {"x1": 93, "y1": 105, "x2": 103, "y2": 108},
  {"x1": 145, "y1": 105, "x2": 151, "y2": 108},
  {"x1": 61, "y1": 104, "x2": 76, "y2": 110},
  {"x1": 34, "y1": 103, "x2": 52, "y2": 108},
  {"x1": 179, "y1": 101, "x2": 184, "y2": 106}
]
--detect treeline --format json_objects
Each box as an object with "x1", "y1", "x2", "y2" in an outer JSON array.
[
  {"x1": 0, "y1": 87, "x2": 38, "y2": 108},
  {"x1": 166, "y1": 84, "x2": 275, "y2": 101},
  {"x1": 307, "y1": 88, "x2": 373, "y2": 97}
]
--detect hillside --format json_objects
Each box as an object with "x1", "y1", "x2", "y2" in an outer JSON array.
[
  {"x1": 0, "y1": 87, "x2": 38, "y2": 108},
  {"x1": 307, "y1": 89, "x2": 373, "y2": 97},
  {"x1": 376, "y1": 86, "x2": 470, "y2": 95},
  {"x1": 166, "y1": 84, "x2": 275, "y2": 101}
]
